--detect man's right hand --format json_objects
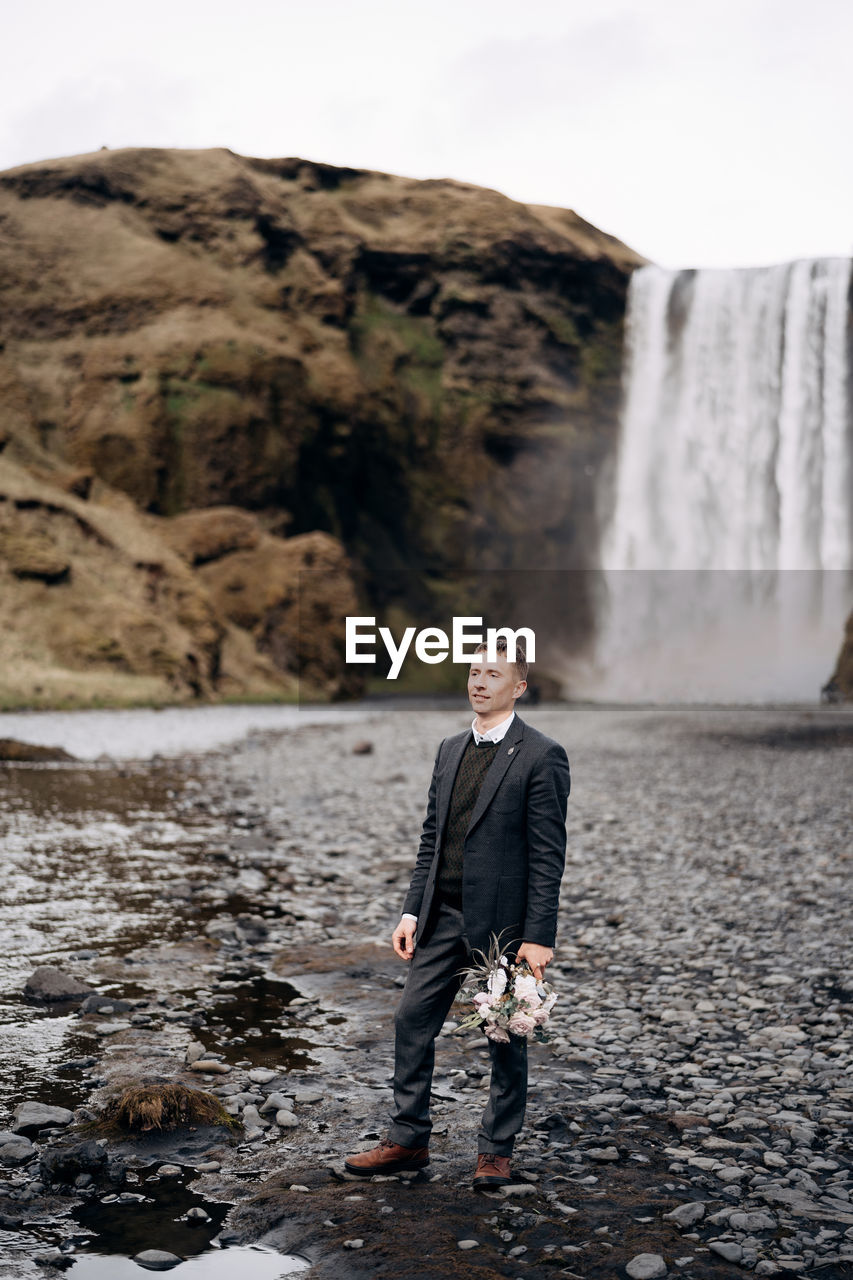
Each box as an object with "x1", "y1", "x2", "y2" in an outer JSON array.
[{"x1": 392, "y1": 917, "x2": 417, "y2": 961}]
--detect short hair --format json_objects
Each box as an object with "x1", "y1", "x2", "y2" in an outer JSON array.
[{"x1": 473, "y1": 637, "x2": 528, "y2": 683}]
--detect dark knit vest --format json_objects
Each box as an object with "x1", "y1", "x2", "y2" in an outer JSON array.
[{"x1": 436, "y1": 734, "x2": 499, "y2": 908}]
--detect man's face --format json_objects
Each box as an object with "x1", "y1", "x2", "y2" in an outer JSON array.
[{"x1": 467, "y1": 652, "x2": 526, "y2": 725}]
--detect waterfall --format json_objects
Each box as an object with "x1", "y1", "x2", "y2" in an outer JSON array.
[{"x1": 591, "y1": 259, "x2": 853, "y2": 701}]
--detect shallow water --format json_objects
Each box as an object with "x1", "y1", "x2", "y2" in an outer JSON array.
[
  {"x1": 67, "y1": 1170, "x2": 309, "y2": 1275},
  {"x1": 0, "y1": 711, "x2": 325, "y2": 1277},
  {"x1": 0, "y1": 701, "x2": 372, "y2": 761},
  {"x1": 0, "y1": 759, "x2": 225, "y2": 1123}
]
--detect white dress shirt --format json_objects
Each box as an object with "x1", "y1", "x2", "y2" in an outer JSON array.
[{"x1": 401, "y1": 712, "x2": 515, "y2": 924}]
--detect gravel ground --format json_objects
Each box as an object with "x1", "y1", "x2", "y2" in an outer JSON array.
[{"x1": 2, "y1": 702, "x2": 851, "y2": 1279}]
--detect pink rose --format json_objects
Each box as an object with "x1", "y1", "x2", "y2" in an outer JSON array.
[
  {"x1": 473, "y1": 992, "x2": 492, "y2": 1007},
  {"x1": 533, "y1": 1006, "x2": 550, "y2": 1026},
  {"x1": 484, "y1": 1023, "x2": 510, "y2": 1044},
  {"x1": 507, "y1": 1011, "x2": 536, "y2": 1037}
]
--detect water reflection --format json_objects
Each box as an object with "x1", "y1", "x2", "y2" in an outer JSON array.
[{"x1": 0, "y1": 760, "x2": 224, "y2": 1125}]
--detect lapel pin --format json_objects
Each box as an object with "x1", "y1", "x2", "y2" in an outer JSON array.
[{"x1": 507, "y1": 746, "x2": 514, "y2": 754}]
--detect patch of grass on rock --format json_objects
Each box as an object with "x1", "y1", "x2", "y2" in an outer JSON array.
[{"x1": 100, "y1": 1083, "x2": 240, "y2": 1134}]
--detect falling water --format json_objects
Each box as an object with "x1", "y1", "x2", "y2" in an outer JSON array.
[{"x1": 591, "y1": 259, "x2": 853, "y2": 701}]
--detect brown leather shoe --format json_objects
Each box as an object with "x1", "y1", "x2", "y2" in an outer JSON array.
[
  {"x1": 344, "y1": 1138, "x2": 430, "y2": 1176},
  {"x1": 473, "y1": 1153, "x2": 512, "y2": 1187}
]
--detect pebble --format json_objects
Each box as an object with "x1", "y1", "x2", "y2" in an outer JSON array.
[
  {"x1": 625, "y1": 1254, "x2": 667, "y2": 1279},
  {"x1": 663, "y1": 1202, "x2": 705, "y2": 1227},
  {"x1": 457, "y1": 1239, "x2": 479, "y2": 1249},
  {"x1": 185, "y1": 1041, "x2": 206, "y2": 1064},
  {"x1": 259, "y1": 1092, "x2": 291, "y2": 1114},
  {"x1": 708, "y1": 1241, "x2": 744, "y2": 1262},
  {"x1": 188, "y1": 1060, "x2": 231, "y2": 1074},
  {"x1": 133, "y1": 1250, "x2": 182, "y2": 1270},
  {"x1": 275, "y1": 1110, "x2": 299, "y2": 1128},
  {"x1": 343, "y1": 1239, "x2": 364, "y2": 1249}
]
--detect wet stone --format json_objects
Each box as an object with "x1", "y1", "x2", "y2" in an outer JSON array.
[
  {"x1": 134, "y1": 1250, "x2": 182, "y2": 1270},
  {"x1": 293, "y1": 1088, "x2": 323, "y2": 1104},
  {"x1": 13, "y1": 1101, "x2": 74, "y2": 1134},
  {"x1": 0, "y1": 1135, "x2": 35, "y2": 1164},
  {"x1": 709, "y1": 1241, "x2": 744, "y2": 1262},
  {"x1": 24, "y1": 965, "x2": 97, "y2": 1002},
  {"x1": 664, "y1": 1202, "x2": 705, "y2": 1227},
  {"x1": 626, "y1": 1253, "x2": 668, "y2": 1278}
]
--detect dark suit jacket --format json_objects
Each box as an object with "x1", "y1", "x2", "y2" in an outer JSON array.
[{"x1": 402, "y1": 714, "x2": 571, "y2": 955}]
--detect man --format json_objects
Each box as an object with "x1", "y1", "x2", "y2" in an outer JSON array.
[{"x1": 345, "y1": 637, "x2": 570, "y2": 1188}]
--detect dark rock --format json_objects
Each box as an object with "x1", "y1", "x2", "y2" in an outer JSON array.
[
  {"x1": 133, "y1": 1250, "x2": 182, "y2": 1271},
  {"x1": 24, "y1": 966, "x2": 97, "y2": 1002},
  {"x1": 0, "y1": 1135, "x2": 35, "y2": 1165},
  {"x1": 79, "y1": 994, "x2": 133, "y2": 1014},
  {"x1": 40, "y1": 1140, "x2": 108, "y2": 1185},
  {"x1": 12, "y1": 1101, "x2": 74, "y2": 1134}
]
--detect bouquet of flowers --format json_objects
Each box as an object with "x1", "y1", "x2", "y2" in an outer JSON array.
[{"x1": 454, "y1": 933, "x2": 558, "y2": 1044}]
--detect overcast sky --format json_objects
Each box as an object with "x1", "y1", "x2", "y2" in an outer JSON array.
[{"x1": 2, "y1": 0, "x2": 851, "y2": 269}]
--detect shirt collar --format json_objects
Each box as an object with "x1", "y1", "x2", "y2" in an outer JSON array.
[{"x1": 471, "y1": 710, "x2": 515, "y2": 745}]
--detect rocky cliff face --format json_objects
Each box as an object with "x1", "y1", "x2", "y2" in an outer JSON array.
[
  {"x1": 0, "y1": 146, "x2": 644, "y2": 706},
  {"x1": 824, "y1": 610, "x2": 853, "y2": 702}
]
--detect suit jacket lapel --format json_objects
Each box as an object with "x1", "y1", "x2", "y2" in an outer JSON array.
[{"x1": 466, "y1": 714, "x2": 525, "y2": 837}]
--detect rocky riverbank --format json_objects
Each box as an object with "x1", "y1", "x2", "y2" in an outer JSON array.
[{"x1": 1, "y1": 703, "x2": 852, "y2": 1278}]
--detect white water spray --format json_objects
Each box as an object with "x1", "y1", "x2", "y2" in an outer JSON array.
[{"x1": 590, "y1": 259, "x2": 853, "y2": 701}]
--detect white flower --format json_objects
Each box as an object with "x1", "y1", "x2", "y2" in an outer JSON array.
[
  {"x1": 513, "y1": 974, "x2": 542, "y2": 1007},
  {"x1": 487, "y1": 966, "x2": 507, "y2": 999}
]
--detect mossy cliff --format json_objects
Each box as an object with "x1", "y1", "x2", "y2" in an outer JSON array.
[{"x1": 0, "y1": 146, "x2": 646, "y2": 705}]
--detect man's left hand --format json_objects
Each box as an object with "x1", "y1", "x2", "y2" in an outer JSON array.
[{"x1": 516, "y1": 942, "x2": 553, "y2": 981}]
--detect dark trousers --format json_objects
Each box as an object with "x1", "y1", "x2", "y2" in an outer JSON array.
[{"x1": 388, "y1": 898, "x2": 528, "y2": 1156}]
